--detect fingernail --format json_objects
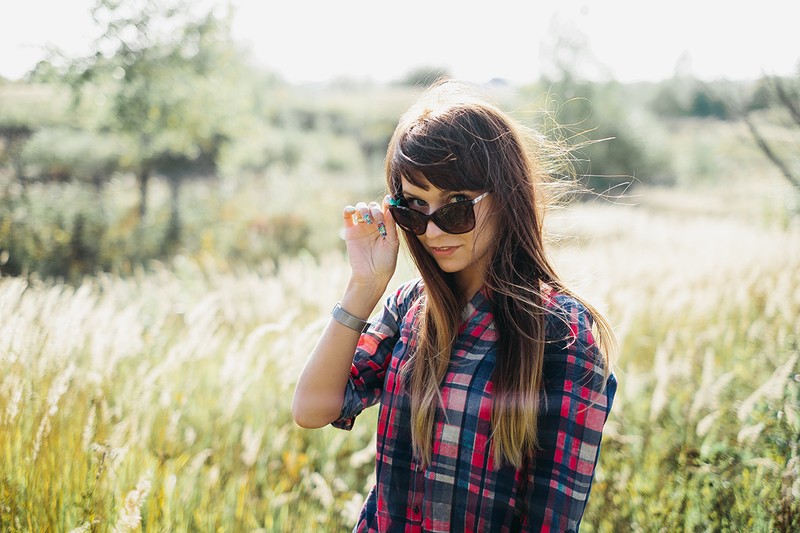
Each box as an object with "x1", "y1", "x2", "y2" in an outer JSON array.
[
  {"x1": 377, "y1": 222, "x2": 387, "y2": 238},
  {"x1": 345, "y1": 206, "x2": 356, "y2": 213},
  {"x1": 363, "y1": 213, "x2": 373, "y2": 224}
]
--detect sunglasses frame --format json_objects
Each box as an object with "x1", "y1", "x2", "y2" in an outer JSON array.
[{"x1": 388, "y1": 191, "x2": 490, "y2": 235}]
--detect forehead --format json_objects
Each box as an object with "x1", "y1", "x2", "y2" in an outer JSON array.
[
  {"x1": 400, "y1": 175, "x2": 472, "y2": 196},
  {"x1": 400, "y1": 175, "x2": 430, "y2": 192},
  {"x1": 400, "y1": 174, "x2": 480, "y2": 194}
]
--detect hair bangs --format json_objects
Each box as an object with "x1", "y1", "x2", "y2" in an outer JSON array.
[{"x1": 389, "y1": 120, "x2": 488, "y2": 195}]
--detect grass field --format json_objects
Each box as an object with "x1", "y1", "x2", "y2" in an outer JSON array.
[{"x1": 1, "y1": 178, "x2": 798, "y2": 531}]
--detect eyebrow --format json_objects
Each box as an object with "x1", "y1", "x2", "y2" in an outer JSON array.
[
  {"x1": 401, "y1": 181, "x2": 470, "y2": 198},
  {"x1": 399, "y1": 180, "x2": 427, "y2": 194}
]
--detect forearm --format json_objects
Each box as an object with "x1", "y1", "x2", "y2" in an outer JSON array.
[{"x1": 291, "y1": 281, "x2": 385, "y2": 428}]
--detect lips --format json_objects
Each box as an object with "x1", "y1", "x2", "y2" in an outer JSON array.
[{"x1": 429, "y1": 245, "x2": 460, "y2": 257}]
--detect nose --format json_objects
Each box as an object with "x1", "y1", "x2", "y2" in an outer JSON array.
[{"x1": 424, "y1": 219, "x2": 447, "y2": 238}]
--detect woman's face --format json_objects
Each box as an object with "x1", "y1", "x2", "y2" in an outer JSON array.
[{"x1": 399, "y1": 176, "x2": 496, "y2": 297}]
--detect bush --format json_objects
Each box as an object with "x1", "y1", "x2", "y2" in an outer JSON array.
[
  {"x1": 0, "y1": 170, "x2": 357, "y2": 282},
  {"x1": 19, "y1": 127, "x2": 127, "y2": 184}
]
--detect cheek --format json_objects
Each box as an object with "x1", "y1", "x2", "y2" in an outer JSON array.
[{"x1": 470, "y1": 217, "x2": 498, "y2": 256}]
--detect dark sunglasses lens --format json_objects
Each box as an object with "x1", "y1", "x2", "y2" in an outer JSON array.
[
  {"x1": 390, "y1": 207, "x2": 426, "y2": 235},
  {"x1": 434, "y1": 202, "x2": 475, "y2": 234}
]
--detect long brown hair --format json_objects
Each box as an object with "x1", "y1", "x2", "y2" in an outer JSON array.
[{"x1": 385, "y1": 80, "x2": 616, "y2": 469}]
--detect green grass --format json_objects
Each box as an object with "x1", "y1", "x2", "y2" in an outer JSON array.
[{"x1": 1, "y1": 177, "x2": 799, "y2": 531}]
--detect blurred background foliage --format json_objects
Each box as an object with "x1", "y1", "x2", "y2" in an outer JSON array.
[{"x1": 1, "y1": 0, "x2": 797, "y2": 281}]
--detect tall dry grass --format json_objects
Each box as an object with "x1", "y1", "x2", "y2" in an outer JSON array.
[{"x1": 1, "y1": 184, "x2": 798, "y2": 531}]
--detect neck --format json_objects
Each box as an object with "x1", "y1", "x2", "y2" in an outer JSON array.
[{"x1": 454, "y1": 269, "x2": 484, "y2": 305}]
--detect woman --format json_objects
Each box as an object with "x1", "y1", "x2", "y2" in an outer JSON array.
[{"x1": 292, "y1": 80, "x2": 617, "y2": 532}]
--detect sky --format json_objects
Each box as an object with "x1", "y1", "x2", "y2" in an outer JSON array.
[{"x1": 1, "y1": 0, "x2": 798, "y2": 84}]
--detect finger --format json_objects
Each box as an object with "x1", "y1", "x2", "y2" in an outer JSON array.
[
  {"x1": 381, "y1": 194, "x2": 397, "y2": 214},
  {"x1": 367, "y1": 202, "x2": 389, "y2": 238},
  {"x1": 343, "y1": 205, "x2": 358, "y2": 227},
  {"x1": 355, "y1": 201, "x2": 373, "y2": 225},
  {"x1": 381, "y1": 196, "x2": 400, "y2": 243},
  {"x1": 368, "y1": 201, "x2": 383, "y2": 221},
  {"x1": 383, "y1": 208, "x2": 400, "y2": 243}
]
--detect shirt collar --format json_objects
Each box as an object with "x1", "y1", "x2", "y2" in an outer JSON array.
[{"x1": 460, "y1": 287, "x2": 494, "y2": 325}]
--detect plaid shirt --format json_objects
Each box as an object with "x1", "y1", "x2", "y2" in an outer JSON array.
[{"x1": 333, "y1": 279, "x2": 616, "y2": 533}]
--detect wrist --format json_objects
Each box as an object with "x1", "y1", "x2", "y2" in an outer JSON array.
[{"x1": 341, "y1": 279, "x2": 387, "y2": 318}]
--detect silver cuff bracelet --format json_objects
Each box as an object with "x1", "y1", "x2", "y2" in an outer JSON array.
[{"x1": 331, "y1": 302, "x2": 368, "y2": 332}]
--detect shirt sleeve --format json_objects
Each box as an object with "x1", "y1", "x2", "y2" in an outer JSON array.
[
  {"x1": 523, "y1": 296, "x2": 617, "y2": 532},
  {"x1": 331, "y1": 279, "x2": 422, "y2": 431}
]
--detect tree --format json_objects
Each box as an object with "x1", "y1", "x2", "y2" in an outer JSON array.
[
  {"x1": 0, "y1": 124, "x2": 33, "y2": 181},
  {"x1": 741, "y1": 75, "x2": 800, "y2": 197},
  {"x1": 65, "y1": 0, "x2": 244, "y2": 243}
]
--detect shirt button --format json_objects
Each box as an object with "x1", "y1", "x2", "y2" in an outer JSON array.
[{"x1": 413, "y1": 505, "x2": 420, "y2": 514}]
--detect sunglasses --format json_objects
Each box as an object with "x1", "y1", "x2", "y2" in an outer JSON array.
[{"x1": 388, "y1": 192, "x2": 490, "y2": 235}]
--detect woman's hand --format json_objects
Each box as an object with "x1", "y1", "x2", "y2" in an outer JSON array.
[{"x1": 342, "y1": 196, "x2": 399, "y2": 291}]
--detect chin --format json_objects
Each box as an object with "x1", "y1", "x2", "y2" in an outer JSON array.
[{"x1": 432, "y1": 259, "x2": 466, "y2": 274}]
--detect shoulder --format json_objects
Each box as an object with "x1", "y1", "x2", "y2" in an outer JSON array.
[
  {"x1": 541, "y1": 290, "x2": 612, "y2": 398},
  {"x1": 542, "y1": 288, "x2": 592, "y2": 327},
  {"x1": 542, "y1": 290, "x2": 601, "y2": 364},
  {"x1": 394, "y1": 277, "x2": 425, "y2": 301},
  {"x1": 360, "y1": 279, "x2": 425, "y2": 340},
  {"x1": 386, "y1": 277, "x2": 425, "y2": 317}
]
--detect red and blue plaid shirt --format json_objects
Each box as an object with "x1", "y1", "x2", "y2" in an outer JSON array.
[{"x1": 333, "y1": 279, "x2": 616, "y2": 532}]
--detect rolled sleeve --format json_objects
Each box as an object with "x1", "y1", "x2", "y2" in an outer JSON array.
[{"x1": 331, "y1": 279, "x2": 423, "y2": 430}]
